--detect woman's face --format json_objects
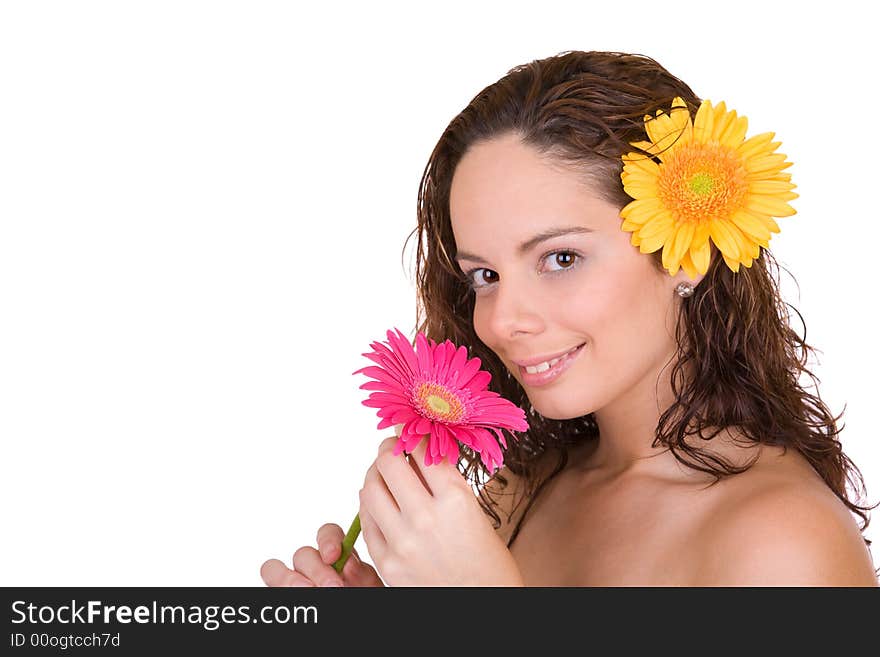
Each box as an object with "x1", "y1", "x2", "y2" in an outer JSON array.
[{"x1": 449, "y1": 133, "x2": 694, "y2": 420}]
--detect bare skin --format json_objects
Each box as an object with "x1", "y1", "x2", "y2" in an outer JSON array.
[{"x1": 488, "y1": 428, "x2": 877, "y2": 586}]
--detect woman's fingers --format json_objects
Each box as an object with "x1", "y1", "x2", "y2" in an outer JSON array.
[
  {"x1": 341, "y1": 548, "x2": 385, "y2": 587},
  {"x1": 292, "y1": 546, "x2": 344, "y2": 587},
  {"x1": 261, "y1": 522, "x2": 386, "y2": 588},
  {"x1": 315, "y1": 523, "x2": 345, "y2": 564},
  {"x1": 260, "y1": 558, "x2": 316, "y2": 587}
]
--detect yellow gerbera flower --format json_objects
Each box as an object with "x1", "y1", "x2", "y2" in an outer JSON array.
[{"x1": 619, "y1": 97, "x2": 797, "y2": 277}]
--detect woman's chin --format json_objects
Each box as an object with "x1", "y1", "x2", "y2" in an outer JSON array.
[{"x1": 526, "y1": 398, "x2": 594, "y2": 422}]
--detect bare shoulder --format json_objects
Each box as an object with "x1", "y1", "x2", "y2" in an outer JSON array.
[{"x1": 691, "y1": 447, "x2": 878, "y2": 586}]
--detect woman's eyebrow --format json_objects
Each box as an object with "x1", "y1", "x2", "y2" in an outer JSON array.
[{"x1": 453, "y1": 226, "x2": 594, "y2": 265}]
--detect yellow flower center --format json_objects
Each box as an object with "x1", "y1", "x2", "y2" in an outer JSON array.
[
  {"x1": 414, "y1": 381, "x2": 466, "y2": 423},
  {"x1": 659, "y1": 142, "x2": 747, "y2": 222},
  {"x1": 427, "y1": 395, "x2": 450, "y2": 414},
  {"x1": 688, "y1": 172, "x2": 715, "y2": 195}
]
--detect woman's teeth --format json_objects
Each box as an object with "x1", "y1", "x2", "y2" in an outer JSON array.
[{"x1": 523, "y1": 345, "x2": 580, "y2": 374}]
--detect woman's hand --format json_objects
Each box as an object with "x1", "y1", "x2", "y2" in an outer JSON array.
[
  {"x1": 260, "y1": 523, "x2": 385, "y2": 587},
  {"x1": 358, "y1": 434, "x2": 524, "y2": 586}
]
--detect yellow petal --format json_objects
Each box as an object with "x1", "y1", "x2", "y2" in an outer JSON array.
[
  {"x1": 737, "y1": 131, "x2": 776, "y2": 159},
  {"x1": 708, "y1": 217, "x2": 742, "y2": 260},
  {"x1": 749, "y1": 180, "x2": 797, "y2": 194},
  {"x1": 745, "y1": 161, "x2": 793, "y2": 180},
  {"x1": 745, "y1": 153, "x2": 790, "y2": 175},
  {"x1": 719, "y1": 115, "x2": 749, "y2": 149},
  {"x1": 662, "y1": 222, "x2": 695, "y2": 272},
  {"x1": 620, "y1": 197, "x2": 665, "y2": 223},
  {"x1": 637, "y1": 214, "x2": 676, "y2": 240},
  {"x1": 711, "y1": 102, "x2": 733, "y2": 141},
  {"x1": 645, "y1": 113, "x2": 689, "y2": 154},
  {"x1": 630, "y1": 139, "x2": 662, "y2": 156},
  {"x1": 637, "y1": 223, "x2": 675, "y2": 253},
  {"x1": 679, "y1": 250, "x2": 698, "y2": 279},
  {"x1": 689, "y1": 235, "x2": 712, "y2": 275},
  {"x1": 622, "y1": 177, "x2": 659, "y2": 198},
  {"x1": 722, "y1": 253, "x2": 742, "y2": 272},
  {"x1": 730, "y1": 209, "x2": 771, "y2": 245},
  {"x1": 669, "y1": 98, "x2": 693, "y2": 141},
  {"x1": 622, "y1": 153, "x2": 661, "y2": 177},
  {"x1": 721, "y1": 216, "x2": 757, "y2": 258},
  {"x1": 645, "y1": 111, "x2": 676, "y2": 145},
  {"x1": 693, "y1": 100, "x2": 715, "y2": 143},
  {"x1": 745, "y1": 195, "x2": 797, "y2": 217},
  {"x1": 749, "y1": 239, "x2": 761, "y2": 259}
]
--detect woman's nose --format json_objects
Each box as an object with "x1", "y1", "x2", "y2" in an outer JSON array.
[{"x1": 487, "y1": 280, "x2": 543, "y2": 339}]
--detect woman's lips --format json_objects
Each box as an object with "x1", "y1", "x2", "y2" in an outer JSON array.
[{"x1": 517, "y1": 343, "x2": 585, "y2": 387}]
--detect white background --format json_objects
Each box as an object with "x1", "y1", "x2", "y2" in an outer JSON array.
[{"x1": 1, "y1": 0, "x2": 876, "y2": 585}]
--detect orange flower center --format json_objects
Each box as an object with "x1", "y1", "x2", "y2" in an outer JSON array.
[
  {"x1": 658, "y1": 142, "x2": 747, "y2": 222},
  {"x1": 414, "y1": 382, "x2": 466, "y2": 423}
]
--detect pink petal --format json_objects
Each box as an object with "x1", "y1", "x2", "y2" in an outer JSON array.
[
  {"x1": 377, "y1": 417, "x2": 397, "y2": 430},
  {"x1": 362, "y1": 398, "x2": 405, "y2": 410},
  {"x1": 452, "y1": 356, "x2": 483, "y2": 388},
  {"x1": 402, "y1": 432, "x2": 424, "y2": 453},
  {"x1": 438, "y1": 341, "x2": 457, "y2": 382},
  {"x1": 450, "y1": 425, "x2": 479, "y2": 451},
  {"x1": 358, "y1": 381, "x2": 394, "y2": 391},
  {"x1": 352, "y1": 365, "x2": 403, "y2": 386},
  {"x1": 391, "y1": 407, "x2": 415, "y2": 424},
  {"x1": 375, "y1": 405, "x2": 412, "y2": 418},
  {"x1": 459, "y1": 425, "x2": 505, "y2": 471},
  {"x1": 481, "y1": 429, "x2": 504, "y2": 467},
  {"x1": 415, "y1": 416, "x2": 432, "y2": 435},
  {"x1": 364, "y1": 391, "x2": 412, "y2": 405},
  {"x1": 415, "y1": 332, "x2": 433, "y2": 373},
  {"x1": 429, "y1": 428, "x2": 442, "y2": 459},
  {"x1": 463, "y1": 370, "x2": 492, "y2": 391},
  {"x1": 366, "y1": 341, "x2": 412, "y2": 382},
  {"x1": 441, "y1": 427, "x2": 460, "y2": 465},
  {"x1": 448, "y1": 344, "x2": 468, "y2": 381},
  {"x1": 387, "y1": 327, "x2": 420, "y2": 375},
  {"x1": 429, "y1": 341, "x2": 446, "y2": 378}
]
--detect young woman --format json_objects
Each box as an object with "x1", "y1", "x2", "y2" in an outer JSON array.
[{"x1": 261, "y1": 50, "x2": 877, "y2": 586}]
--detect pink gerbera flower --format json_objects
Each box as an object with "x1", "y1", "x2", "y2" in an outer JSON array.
[{"x1": 353, "y1": 327, "x2": 528, "y2": 474}]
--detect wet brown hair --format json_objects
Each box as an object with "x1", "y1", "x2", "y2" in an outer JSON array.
[{"x1": 402, "y1": 50, "x2": 875, "y2": 558}]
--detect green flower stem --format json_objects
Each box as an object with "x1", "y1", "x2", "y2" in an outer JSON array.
[{"x1": 332, "y1": 513, "x2": 361, "y2": 574}]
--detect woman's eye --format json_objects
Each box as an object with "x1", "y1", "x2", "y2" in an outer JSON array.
[
  {"x1": 465, "y1": 268, "x2": 498, "y2": 289},
  {"x1": 464, "y1": 251, "x2": 581, "y2": 291},
  {"x1": 546, "y1": 251, "x2": 578, "y2": 272}
]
